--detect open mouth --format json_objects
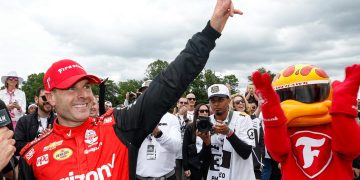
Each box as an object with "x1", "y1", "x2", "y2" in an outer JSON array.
[
  {"x1": 74, "y1": 103, "x2": 87, "y2": 108},
  {"x1": 73, "y1": 103, "x2": 89, "y2": 112}
]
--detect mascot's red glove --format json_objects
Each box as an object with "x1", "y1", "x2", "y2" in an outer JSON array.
[
  {"x1": 330, "y1": 64, "x2": 360, "y2": 118},
  {"x1": 252, "y1": 71, "x2": 287, "y2": 126}
]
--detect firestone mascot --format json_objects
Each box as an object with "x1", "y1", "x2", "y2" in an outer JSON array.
[{"x1": 252, "y1": 64, "x2": 360, "y2": 179}]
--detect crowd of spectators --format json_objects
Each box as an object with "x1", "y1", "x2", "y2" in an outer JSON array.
[{"x1": 1, "y1": 65, "x2": 360, "y2": 180}]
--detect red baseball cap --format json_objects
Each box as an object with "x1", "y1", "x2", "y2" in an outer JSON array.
[{"x1": 43, "y1": 59, "x2": 101, "y2": 92}]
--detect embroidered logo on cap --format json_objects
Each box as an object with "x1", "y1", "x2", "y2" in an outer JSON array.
[
  {"x1": 46, "y1": 77, "x2": 51, "y2": 89},
  {"x1": 211, "y1": 86, "x2": 219, "y2": 93},
  {"x1": 57, "y1": 64, "x2": 85, "y2": 74}
]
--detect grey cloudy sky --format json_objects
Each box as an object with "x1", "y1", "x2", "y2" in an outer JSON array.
[{"x1": 0, "y1": 0, "x2": 359, "y2": 92}]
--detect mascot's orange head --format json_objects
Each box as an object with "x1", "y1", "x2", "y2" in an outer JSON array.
[{"x1": 272, "y1": 64, "x2": 332, "y2": 127}]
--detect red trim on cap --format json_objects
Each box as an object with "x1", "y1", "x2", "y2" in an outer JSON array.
[{"x1": 54, "y1": 74, "x2": 101, "y2": 90}]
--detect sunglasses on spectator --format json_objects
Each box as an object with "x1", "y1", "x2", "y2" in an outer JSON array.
[
  {"x1": 234, "y1": 100, "x2": 245, "y2": 105},
  {"x1": 7, "y1": 77, "x2": 18, "y2": 81},
  {"x1": 198, "y1": 109, "x2": 209, "y2": 113},
  {"x1": 187, "y1": 98, "x2": 196, "y2": 101},
  {"x1": 179, "y1": 101, "x2": 188, "y2": 104},
  {"x1": 40, "y1": 95, "x2": 47, "y2": 102}
]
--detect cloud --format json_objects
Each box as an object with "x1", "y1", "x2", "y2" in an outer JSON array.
[{"x1": 0, "y1": 0, "x2": 358, "y2": 94}]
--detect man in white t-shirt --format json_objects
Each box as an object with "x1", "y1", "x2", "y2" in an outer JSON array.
[
  {"x1": 186, "y1": 93, "x2": 196, "y2": 121},
  {"x1": 174, "y1": 97, "x2": 189, "y2": 180},
  {"x1": 207, "y1": 84, "x2": 256, "y2": 180}
]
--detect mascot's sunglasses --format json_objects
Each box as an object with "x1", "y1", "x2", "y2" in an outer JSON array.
[{"x1": 276, "y1": 84, "x2": 330, "y2": 104}]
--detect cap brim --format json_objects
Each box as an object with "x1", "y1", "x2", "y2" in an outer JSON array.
[
  {"x1": 208, "y1": 94, "x2": 229, "y2": 99},
  {"x1": 55, "y1": 74, "x2": 101, "y2": 90},
  {"x1": 1, "y1": 76, "x2": 24, "y2": 84},
  {"x1": 1, "y1": 76, "x2": 6, "y2": 84}
]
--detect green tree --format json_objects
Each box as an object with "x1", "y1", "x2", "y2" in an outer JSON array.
[
  {"x1": 117, "y1": 79, "x2": 142, "y2": 104},
  {"x1": 145, "y1": 59, "x2": 169, "y2": 80},
  {"x1": 185, "y1": 69, "x2": 239, "y2": 104},
  {"x1": 91, "y1": 79, "x2": 121, "y2": 106},
  {"x1": 222, "y1": 74, "x2": 239, "y2": 94},
  {"x1": 247, "y1": 67, "x2": 276, "y2": 81},
  {"x1": 137, "y1": 59, "x2": 240, "y2": 105},
  {"x1": 186, "y1": 71, "x2": 207, "y2": 104},
  {"x1": 103, "y1": 79, "x2": 121, "y2": 106},
  {"x1": 21, "y1": 73, "x2": 45, "y2": 105}
]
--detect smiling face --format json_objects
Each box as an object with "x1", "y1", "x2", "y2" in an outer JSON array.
[
  {"x1": 233, "y1": 96, "x2": 246, "y2": 112},
  {"x1": 6, "y1": 77, "x2": 19, "y2": 89},
  {"x1": 46, "y1": 79, "x2": 94, "y2": 127}
]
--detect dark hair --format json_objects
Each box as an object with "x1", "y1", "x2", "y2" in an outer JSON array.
[
  {"x1": 35, "y1": 86, "x2": 45, "y2": 97},
  {"x1": 5, "y1": 78, "x2": 19, "y2": 89},
  {"x1": 189, "y1": 103, "x2": 210, "y2": 133}
]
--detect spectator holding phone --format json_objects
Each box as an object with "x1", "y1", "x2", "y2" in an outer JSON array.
[{"x1": 0, "y1": 71, "x2": 26, "y2": 129}]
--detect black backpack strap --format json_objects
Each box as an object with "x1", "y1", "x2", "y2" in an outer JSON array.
[{"x1": 227, "y1": 110, "x2": 234, "y2": 125}]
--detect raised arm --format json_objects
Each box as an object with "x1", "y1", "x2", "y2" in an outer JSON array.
[
  {"x1": 252, "y1": 72, "x2": 291, "y2": 162},
  {"x1": 210, "y1": 0, "x2": 243, "y2": 33},
  {"x1": 115, "y1": 0, "x2": 243, "y2": 148},
  {"x1": 330, "y1": 64, "x2": 360, "y2": 157}
]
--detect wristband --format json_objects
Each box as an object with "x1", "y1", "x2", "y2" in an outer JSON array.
[
  {"x1": 227, "y1": 129, "x2": 234, "y2": 138},
  {"x1": 154, "y1": 130, "x2": 163, "y2": 138}
]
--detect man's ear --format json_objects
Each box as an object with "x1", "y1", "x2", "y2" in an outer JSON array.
[
  {"x1": 45, "y1": 92, "x2": 55, "y2": 106},
  {"x1": 226, "y1": 98, "x2": 231, "y2": 105}
]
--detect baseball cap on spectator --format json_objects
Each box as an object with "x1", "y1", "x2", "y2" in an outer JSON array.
[
  {"x1": 138, "y1": 80, "x2": 152, "y2": 93},
  {"x1": 43, "y1": 59, "x2": 101, "y2": 92},
  {"x1": 207, "y1": 84, "x2": 230, "y2": 99},
  {"x1": 28, "y1": 103, "x2": 37, "y2": 109}
]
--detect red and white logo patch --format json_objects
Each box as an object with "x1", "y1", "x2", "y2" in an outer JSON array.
[
  {"x1": 25, "y1": 148, "x2": 35, "y2": 160},
  {"x1": 290, "y1": 131, "x2": 332, "y2": 179},
  {"x1": 36, "y1": 154, "x2": 49, "y2": 167}
]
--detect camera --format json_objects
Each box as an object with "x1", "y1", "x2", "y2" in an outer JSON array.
[{"x1": 196, "y1": 116, "x2": 213, "y2": 133}]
